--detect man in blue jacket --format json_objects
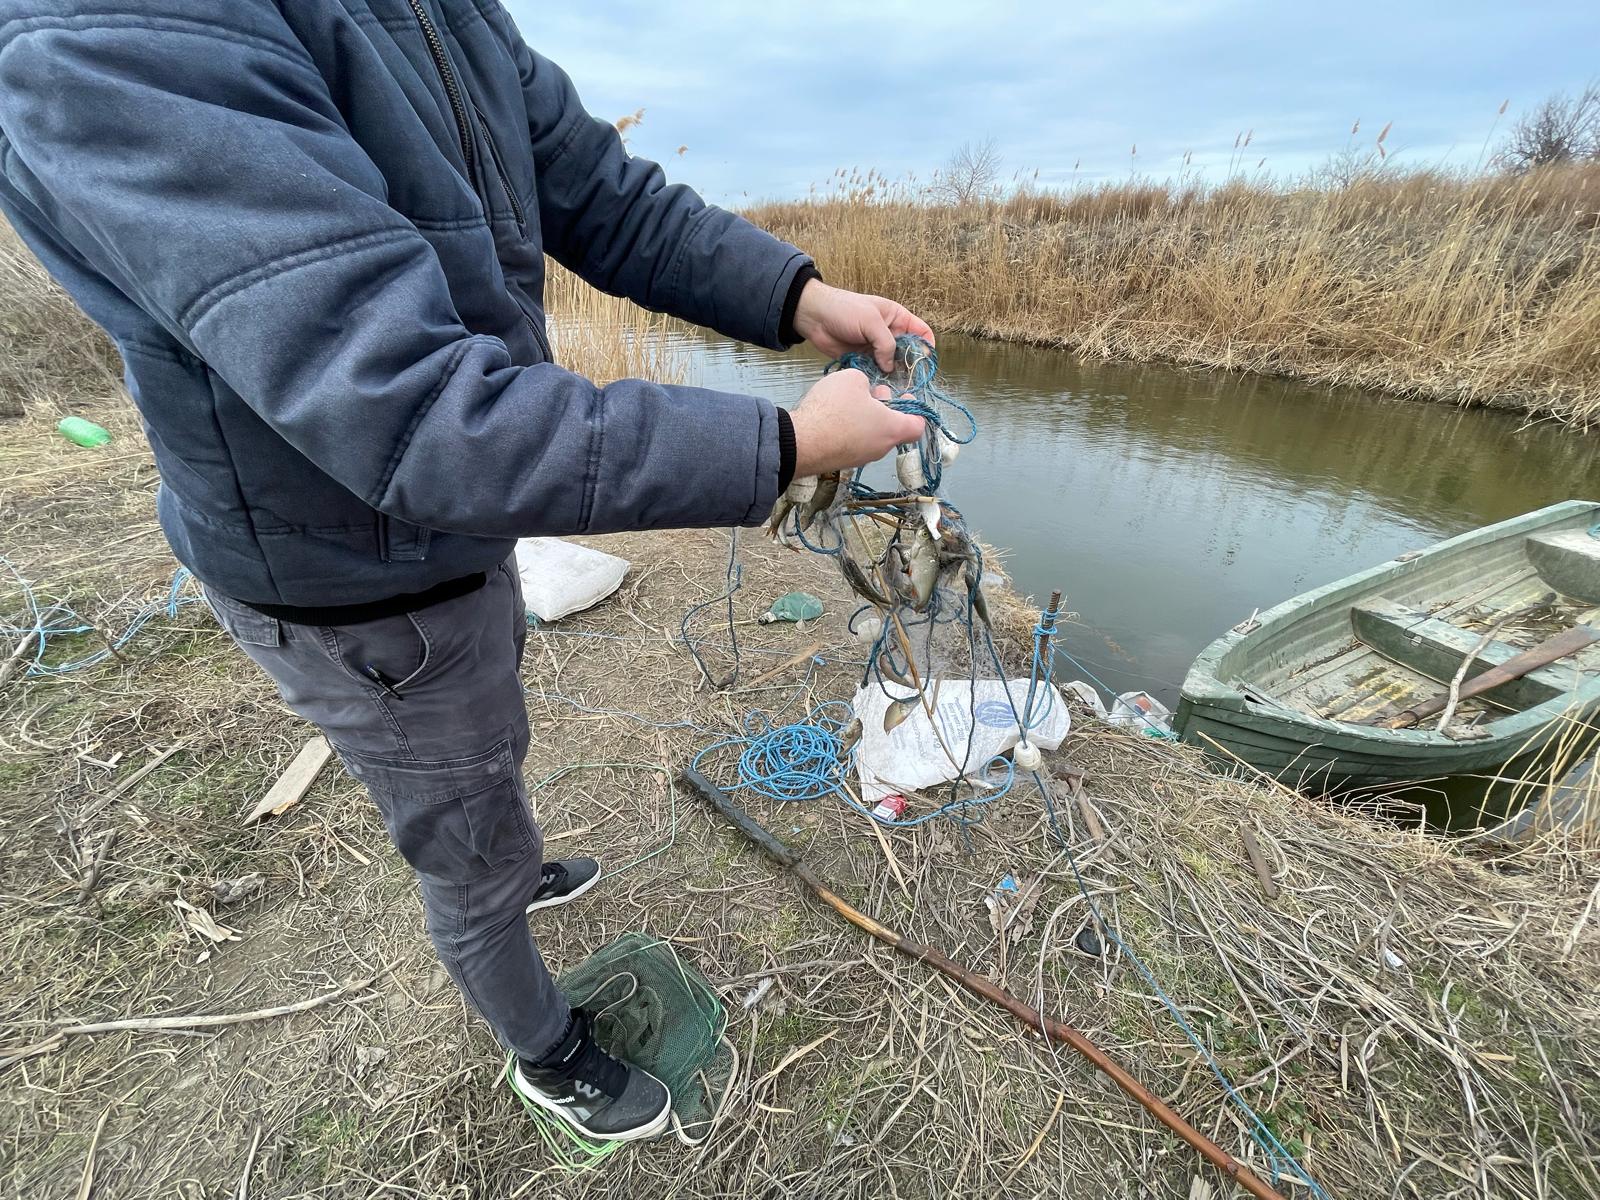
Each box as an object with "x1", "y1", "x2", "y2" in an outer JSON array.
[{"x1": 0, "y1": 0, "x2": 929, "y2": 1141}]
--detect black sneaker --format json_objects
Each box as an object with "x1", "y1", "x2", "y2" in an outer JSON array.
[
  {"x1": 509, "y1": 1009, "x2": 672, "y2": 1141},
  {"x1": 526, "y1": 858, "x2": 601, "y2": 912}
]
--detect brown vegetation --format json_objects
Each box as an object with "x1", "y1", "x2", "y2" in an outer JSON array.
[{"x1": 747, "y1": 164, "x2": 1600, "y2": 424}]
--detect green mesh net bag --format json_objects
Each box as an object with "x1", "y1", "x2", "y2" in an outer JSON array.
[{"x1": 504, "y1": 932, "x2": 733, "y2": 1169}]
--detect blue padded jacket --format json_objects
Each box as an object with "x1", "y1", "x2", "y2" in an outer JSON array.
[{"x1": 0, "y1": 0, "x2": 810, "y2": 605}]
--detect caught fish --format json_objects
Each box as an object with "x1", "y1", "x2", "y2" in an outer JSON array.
[
  {"x1": 883, "y1": 695, "x2": 919, "y2": 733},
  {"x1": 904, "y1": 524, "x2": 940, "y2": 612},
  {"x1": 794, "y1": 472, "x2": 841, "y2": 534},
  {"x1": 966, "y1": 561, "x2": 992, "y2": 627},
  {"x1": 838, "y1": 717, "x2": 863, "y2": 752},
  {"x1": 841, "y1": 556, "x2": 891, "y2": 607},
  {"x1": 765, "y1": 490, "x2": 795, "y2": 540},
  {"x1": 876, "y1": 649, "x2": 917, "y2": 689}
]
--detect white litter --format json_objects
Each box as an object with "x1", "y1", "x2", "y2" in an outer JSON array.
[
  {"x1": 513, "y1": 537, "x2": 629, "y2": 622},
  {"x1": 1108, "y1": 690, "x2": 1174, "y2": 735},
  {"x1": 851, "y1": 678, "x2": 1071, "y2": 805},
  {"x1": 1062, "y1": 680, "x2": 1108, "y2": 718}
]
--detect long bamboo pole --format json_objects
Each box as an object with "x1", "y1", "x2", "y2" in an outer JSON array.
[{"x1": 683, "y1": 768, "x2": 1286, "y2": 1200}]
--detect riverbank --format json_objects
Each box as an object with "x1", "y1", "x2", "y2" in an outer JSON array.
[
  {"x1": 0, "y1": 378, "x2": 1597, "y2": 1197},
  {"x1": 746, "y1": 165, "x2": 1600, "y2": 425},
  {"x1": 3, "y1": 223, "x2": 1599, "y2": 1198}
]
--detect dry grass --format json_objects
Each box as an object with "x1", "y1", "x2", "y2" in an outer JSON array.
[
  {"x1": 747, "y1": 164, "x2": 1600, "y2": 424},
  {"x1": 0, "y1": 223, "x2": 122, "y2": 418},
  {"x1": 2, "y1": 218, "x2": 1599, "y2": 1200}
]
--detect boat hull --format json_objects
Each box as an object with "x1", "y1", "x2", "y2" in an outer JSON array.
[{"x1": 1175, "y1": 501, "x2": 1600, "y2": 794}]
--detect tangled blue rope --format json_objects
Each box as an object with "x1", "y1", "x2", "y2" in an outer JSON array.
[
  {"x1": 827, "y1": 334, "x2": 976, "y2": 494},
  {"x1": 1, "y1": 557, "x2": 199, "y2": 676}
]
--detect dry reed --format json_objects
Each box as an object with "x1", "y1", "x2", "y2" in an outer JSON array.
[{"x1": 747, "y1": 164, "x2": 1600, "y2": 424}]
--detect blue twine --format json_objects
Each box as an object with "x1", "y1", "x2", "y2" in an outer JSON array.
[
  {"x1": 825, "y1": 334, "x2": 975, "y2": 496},
  {"x1": 1036, "y1": 771, "x2": 1329, "y2": 1197},
  {"x1": 1, "y1": 557, "x2": 200, "y2": 676},
  {"x1": 680, "y1": 529, "x2": 742, "y2": 688}
]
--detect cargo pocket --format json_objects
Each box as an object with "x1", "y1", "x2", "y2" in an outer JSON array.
[{"x1": 335, "y1": 739, "x2": 535, "y2": 881}]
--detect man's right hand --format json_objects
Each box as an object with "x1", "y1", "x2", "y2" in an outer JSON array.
[{"x1": 788, "y1": 369, "x2": 927, "y2": 478}]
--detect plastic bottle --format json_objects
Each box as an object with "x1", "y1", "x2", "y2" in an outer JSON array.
[{"x1": 57, "y1": 416, "x2": 110, "y2": 447}]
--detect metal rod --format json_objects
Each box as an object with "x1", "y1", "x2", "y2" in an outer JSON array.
[{"x1": 683, "y1": 768, "x2": 1287, "y2": 1200}]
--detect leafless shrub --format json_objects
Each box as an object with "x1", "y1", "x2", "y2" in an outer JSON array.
[
  {"x1": 929, "y1": 137, "x2": 1002, "y2": 206},
  {"x1": 1495, "y1": 81, "x2": 1600, "y2": 172}
]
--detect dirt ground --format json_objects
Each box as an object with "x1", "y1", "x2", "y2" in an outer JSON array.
[{"x1": 3, "y1": 396, "x2": 1599, "y2": 1200}]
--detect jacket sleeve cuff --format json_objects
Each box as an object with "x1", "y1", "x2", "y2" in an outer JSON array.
[
  {"x1": 777, "y1": 264, "x2": 822, "y2": 349},
  {"x1": 775, "y1": 406, "x2": 797, "y2": 491}
]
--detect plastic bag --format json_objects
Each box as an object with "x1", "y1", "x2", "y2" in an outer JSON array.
[
  {"x1": 851, "y1": 678, "x2": 1071, "y2": 804},
  {"x1": 513, "y1": 538, "x2": 629, "y2": 622}
]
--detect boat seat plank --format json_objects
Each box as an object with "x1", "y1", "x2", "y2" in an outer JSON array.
[
  {"x1": 1527, "y1": 529, "x2": 1600, "y2": 606},
  {"x1": 1350, "y1": 598, "x2": 1581, "y2": 711}
]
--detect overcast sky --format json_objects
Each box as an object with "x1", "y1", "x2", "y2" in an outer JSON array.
[{"x1": 502, "y1": 0, "x2": 1598, "y2": 206}]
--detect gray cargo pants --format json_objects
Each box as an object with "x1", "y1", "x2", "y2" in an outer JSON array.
[{"x1": 203, "y1": 559, "x2": 567, "y2": 1061}]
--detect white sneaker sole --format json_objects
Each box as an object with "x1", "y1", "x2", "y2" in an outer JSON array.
[
  {"x1": 525, "y1": 868, "x2": 601, "y2": 913},
  {"x1": 511, "y1": 1063, "x2": 673, "y2": 1142}
]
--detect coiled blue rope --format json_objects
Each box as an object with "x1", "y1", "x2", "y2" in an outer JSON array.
[{"x1": 690, "y1": 700, "x2": 855, "y2": 802}]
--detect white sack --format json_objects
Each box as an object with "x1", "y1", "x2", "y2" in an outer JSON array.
[
  {"x1": 851, "y1": 678, "x2": 1071, "y2": 805},
  {"x1": 513, "y1": 538, "x2": 629, "y2": 621}
]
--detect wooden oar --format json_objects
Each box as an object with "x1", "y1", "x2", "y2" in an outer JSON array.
[
  {"x1": 684, "y1": 768, "x2": 1288, "y2": 1200},
  {"x1": 1383, "y1": 623, "x2": 1599, "y2": 730}
]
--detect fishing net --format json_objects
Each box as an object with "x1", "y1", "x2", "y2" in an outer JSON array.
[{"x1": 504, "y1": 932, "x2": 733, "y2": 1169}]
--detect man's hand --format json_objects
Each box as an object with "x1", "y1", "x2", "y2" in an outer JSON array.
[
  {"x1": 792, "y1": 279, "x2": 935, "y2": 373},
  {"x1": 789, "y1": 369, "x2": 926, "y2": 477}
]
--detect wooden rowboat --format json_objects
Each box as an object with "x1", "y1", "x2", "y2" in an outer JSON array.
[{"x1": 1174, "y1": 501, "x2": 1600, "y2": 793}]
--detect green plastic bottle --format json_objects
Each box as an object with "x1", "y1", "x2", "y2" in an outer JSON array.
[
  {"x1": 57, "y1": 416, "x2": 111, "y2": 447},
  {"x1": 757, "y1": 591, "x2": 825, "y2": 624}
]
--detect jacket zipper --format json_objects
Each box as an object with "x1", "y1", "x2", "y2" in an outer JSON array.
[
  {"x1": 475, "y1": 104, "x2": 526, "y2": 228},
  {"x1": 406, "y1": 0, "x2": 475, "y2": 183},
  {"x1": 406, "y1": 0, "x2": 551, "y2": 363}
]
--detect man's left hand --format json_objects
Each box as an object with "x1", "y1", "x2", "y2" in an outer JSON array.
[{"x1": 792, "y1": 278, "x2": 935, "y2": 372}]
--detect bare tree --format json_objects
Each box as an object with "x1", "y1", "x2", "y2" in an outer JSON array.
[
  {"x1": 930, "y1": 137, "x2": 1002, "y2": 205},
  {"x1": 1494, "y1": 81, "x2": 1600, "y2": 172}
]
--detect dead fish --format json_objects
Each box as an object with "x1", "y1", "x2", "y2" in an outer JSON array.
[
  {"x1": 876, "y1": 650, "x2": 917, "y2": 689},
  {"x1": 906, "y1": 525, "x2": 940, "y2": 611},
  {"x1": 966, "y1": 562, "x2": 992, "y2": 627},
  {"x1": 838, "y1": 717, "x2": 863, "y2": 751},
  {"x1": 883, "y1": 695, "x2": 920, "y2": 733},
  {"x1": 794, "y1": 472, "x2": 841, "y2": 534},
  {"x1": 841, "y1": 556, "x2": 891, "y2": 607},
  {"x1": 766, "y1": 491, "x2": 795, "y2": 540}
]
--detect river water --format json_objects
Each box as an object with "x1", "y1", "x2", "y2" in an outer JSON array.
[{"x1": 674, "y1": 328, "x2": 1600, "y2": 712}]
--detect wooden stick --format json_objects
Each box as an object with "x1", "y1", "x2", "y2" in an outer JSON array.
[
  {"x1": 74, "y1": 830, "x2": 118, "y2": 905},
  {"x1": 684, "y1": 769, "x2": 1287, "y2": 1200},
  {"x1": 1434, "y1": 598, "x2": 1555, "y2": 732},
  {"x1": 1385, "y1": 623, "x2": 1598, "y2": 729},
  {"x1": 234, "y1": 1124, "x2": 264, "y2": 1200},
  {"x1": 78, "y1": 740, "x2": 193, "y2": 824},
  {"x1": 53, "y1": 975, "x2": 375, "y2": 1038},
  {"x1": 740, "y1": 641, "x2": 825, "y2": 691},
  {"x1": 75, "y1": 1106, "x2": 110, "y2": 1200},
  {"x1": 246, "y1": 736, "x2": 332, "y2": 823},
  {"x1": 1238, "y1": 826, "x2": 1279, "y2": 900},
  {"x1": 0, "y1": 628, "x2": 39, "y2": 691}
]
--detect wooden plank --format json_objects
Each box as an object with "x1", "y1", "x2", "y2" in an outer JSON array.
[
  {"x1": 246, "y1": 737, "x2": 332, "y2": 823},
  {"x1": 1384, "y1": 625, "x2": 1600, "y2": 730}
]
